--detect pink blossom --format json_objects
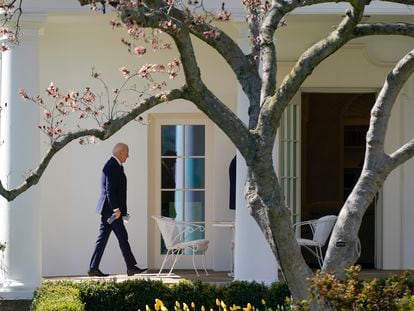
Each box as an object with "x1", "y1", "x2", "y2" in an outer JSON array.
[
  {"x1": 68, "y1": 91, "x2": 79, "y2": 101},
  {"x1": 149, "y1": 83, "x2": 162, "y2": 91},
  {"x1": 161, "y1": 43, "x2": 172, "y2": 50},
  {"x1": 134, "y1": 46, "x2": 147, "y2": 56},
  {"x1": 84, "y1": 92, "x2": 96, "y2": 103},
  {"x1": 217, "y1": 10, "x2": 231, "y2": 21},
  {"x1": 36, "y1": 96, "x2": 44, "y2": 105},
  {"x1": 43, "y1": 109, "x2": 52, "y2": 119},
  {"x1": 138, "y1": 64, "x2": 151, "y2": 78},
  {"x1": 18, "y1": 88, "x2": 29, "y2": 100},
  {"x1": 0, "y1": 28, "x2": 12, "y2": 35},
  {"x1": 159, "y1": 20, "x2": 177, "y2": 31},
  {"x1": 168, "y1": 59, "x2": 181, "y2": 68},
  {"x1": 90, "y1": 0, "x2": 98, "y2": 11},
  {"x1": 48, "y1": 127, "x2": 62, "y2": 137},
  {"x1": 152, "y1": 64, "x2": 165, "y2": 72},
  {"x1": 0, "y1": 43, "x2": 9, "y2": 52},
  {"x1": 109, "y1": 20, "x2": 121, "y2": 29},
  {"x1": 120, "y1": 67, "x2": 130, "y2": 78},
  {"x1": 202, "y1": 30, "x2": 220, "y2": 39},
  {"x1": 46, "y1": 82, "x2": 59, "y2": 98},
  {"x1": 69, "y1": 101, "x2": 79, "y2": 111},
  {"x1": 7, "y1": 34, "x2": 16, "y2": 42}
]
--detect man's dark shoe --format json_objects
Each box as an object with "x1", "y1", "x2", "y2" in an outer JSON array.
[
  {"x1": 88, "y1": 268, "x2": 109, "y2": 277},
  {"x1": 127, "y1": 266, "x2": 147, "y2": 276}
]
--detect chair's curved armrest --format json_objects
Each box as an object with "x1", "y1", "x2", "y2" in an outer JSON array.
[
  {"x1": 292, "y1": 219, "x2": 315, "y2": 229},
  {"x1": 292, "y1": 220, "x2": 317, "y2": 235}
]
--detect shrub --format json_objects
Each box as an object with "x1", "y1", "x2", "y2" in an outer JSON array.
[
  {"x1": 31, "y1": 278, "x2": 291, "y2": 310},
  {"x1": 78, "y1": 280, "x2": 123, "y2": 311},
  {"x1": 117, "y1": 279, "x2": 171, "y2": 311},
  {"x1": 296, "y1": 265, "x2": 414, "y2": 311},
  {"x1": 267, "y1": 281, "x2": 291, "y2": 308},
  {"x1": 31, "y1": 281, "x2": 84, "y2": 311},
  {"x1": 221, "y1": 281, "x2": 268, "y2": 309},
  {"x1": 168, "y1": 280, "x2": 220, "y2": 309}
]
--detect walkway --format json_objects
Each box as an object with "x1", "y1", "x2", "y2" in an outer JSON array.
[
  {"x1": 43, "y1": 270, "x2": 233, "y2": 284},
  {"x1": 43, "y1": 269, "x2": 408, "y2": 284}
]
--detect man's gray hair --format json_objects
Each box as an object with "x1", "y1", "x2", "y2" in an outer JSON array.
[{"x1": 112, "y1": 143, "x2": 128, "y2": 155}]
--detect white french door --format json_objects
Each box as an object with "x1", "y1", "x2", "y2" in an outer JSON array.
[{"x1": 148, "y1": 113, "x2": 212, "y2": 270}]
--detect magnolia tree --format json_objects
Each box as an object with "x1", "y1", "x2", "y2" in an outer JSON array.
[{"x1": 0, "y1": 0, "x2": 414, "y2": 308}]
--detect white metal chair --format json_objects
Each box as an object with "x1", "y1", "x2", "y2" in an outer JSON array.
[
  {"x1": 152, "y1": 216, "x2": 209, "y2": 276},
  {"x1": 293, "y1": 215, "x2": 337, "y2": 268}
]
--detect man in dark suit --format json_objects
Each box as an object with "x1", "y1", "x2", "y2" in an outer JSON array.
[{"x1": 88, "y1": 143, "x2": 146, "y2": 277}]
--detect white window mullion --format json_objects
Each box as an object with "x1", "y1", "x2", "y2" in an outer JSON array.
[{"x1": 279, "y1": 94, "x2": 301, "y2": 226}]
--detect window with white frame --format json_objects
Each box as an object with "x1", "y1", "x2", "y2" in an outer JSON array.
[{"x1": 160, "y1": 124, "x2": 206, "y2": 253}]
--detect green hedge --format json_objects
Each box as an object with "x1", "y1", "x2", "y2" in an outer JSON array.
[
  {"x1": 31, "y1": 281, "x2": 85, "y2": 311},
  {"x1": 31, "y1": 279, "x2": 290, "y2": 311}
]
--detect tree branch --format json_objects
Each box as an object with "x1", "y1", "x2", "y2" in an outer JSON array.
[
  {"x1": 137, "y1": 5, "x2": 263, "y2": 129},
  {"x1": 353, "y1": 22, "x2": 414, "y2": 38},
  {"x1": 0, "y1": 88, "x2": 184, "y2": 201},
  {"x1": 256, "y1": 0, "x2": 365, "y2": 142},
  {"x1": 182, "y1": 16, "x2": 262, "y2": 128},
  {"x1": 121, "y1": 6, "x2": 255, "y2": 159},
  {"x1": 259, "y1": 2, "x2": 288, "y2": 105},
  {"x1": 366, "y1": 49, "x2": 414, "y2": 156},
  {"x1": 184, "y1": 84, "x2": 255, "y2": 161},
  {"x1": 389, "y1": 139, "x2": 414, "y2": 170}
]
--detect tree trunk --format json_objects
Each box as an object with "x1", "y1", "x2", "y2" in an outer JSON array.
[
  {"x1": 323, "y1": 168, "x2": 385, "y2": 276},
  {"x1": 244, "y1": 161, "x2": 319, "y2": 305}
]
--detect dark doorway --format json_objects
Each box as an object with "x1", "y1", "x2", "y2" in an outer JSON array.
[{"x1": 301, "y1": 92, "x2": 376, "y2": 268}]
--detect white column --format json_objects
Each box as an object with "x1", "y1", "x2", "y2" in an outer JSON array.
[
  {"x1": 401, "y1": 76, "x2": 414, "y2": 269},
  {"x1": 233, "y1": 25, "x2": 278, "y2": 283},
  {"x1": 0, "y1": 23, "x2": 41, "y2": 298}
]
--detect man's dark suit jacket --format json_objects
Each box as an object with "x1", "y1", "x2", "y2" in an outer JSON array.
[{"x1": 96, "y1": 157, "x2": 128, "y2": 216}]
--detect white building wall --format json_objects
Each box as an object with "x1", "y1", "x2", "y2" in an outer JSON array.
[{"x1": 38, "y1": 14, "x2": 238, "y2": 276}]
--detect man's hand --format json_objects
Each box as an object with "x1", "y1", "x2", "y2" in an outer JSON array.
[{"x1": 113, "y1": 209, "x2": 121, "y2": 219}]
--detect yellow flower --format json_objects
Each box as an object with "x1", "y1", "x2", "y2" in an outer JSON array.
[
  {"x1": 175, "y1": 301, "x2": 181, "y2": 308},
  {"x1": 216, "y1": 299, "x2": 221, "y2": 306},
  {"x1": 155, "y1": 298, "x2": 164, "y2": 311},
  {"x1": 191, "y1": 302, "x2": 195, "y2": 309},
  {"x1": 146, "y1": 305, "x2": 151, "y2": 311},
  {"x1": 161, "y1": 306, "x2": 168, "y2": 311},
  {"x1": 201, "y1": 306, "x2": 205, "y2": 311},
  {"x1": 183, "y1": 302, "x2": 189, "y2": 311},
  {"x1": 221, "y1": 301, "x2": 227, "y2": 309},
  {"x1": 261, "y1": 299, "x2": 266, "y2": 305},
  {"x1": 230, "y1": 304, "x2": 241, "y2": 311}
]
